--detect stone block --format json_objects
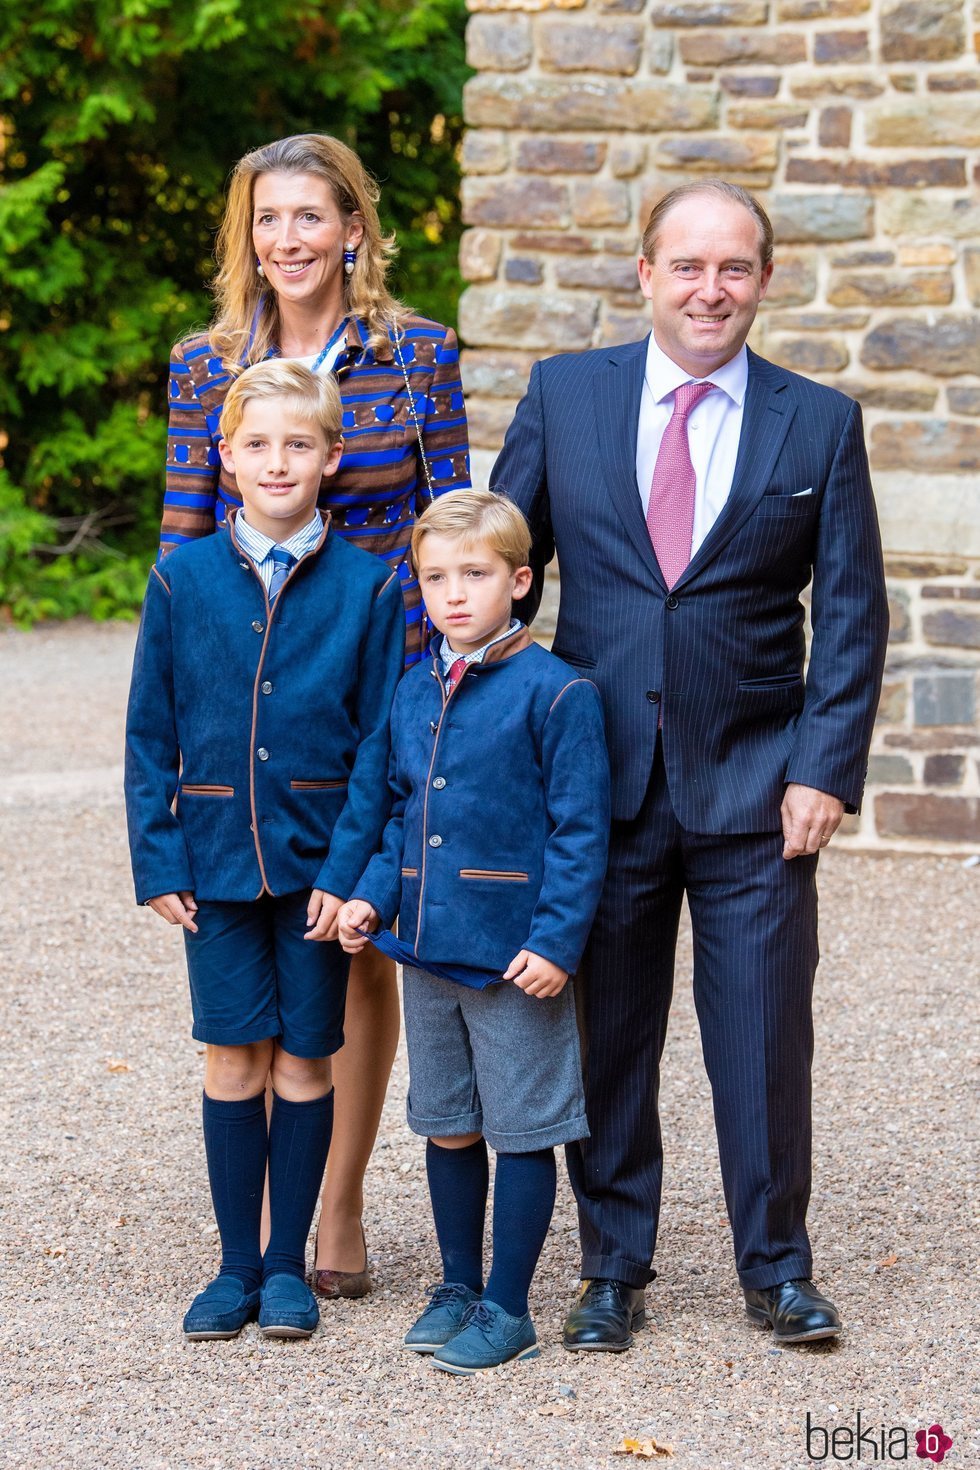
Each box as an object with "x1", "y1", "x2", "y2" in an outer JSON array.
[
  {"x1": 828, "y1": 269, "x2": 955, "y2": 307},
  {"x1": 761, "y1": 251, "x2": 818, "y2": 305},
  {"x1": 865, "y1": 99, "x2": 980, "y2": 147},
  {"x1": 882, "y1": 729, "x2": 978, "y2": 750},
  {"x1": 459, "y1": 229, "x2": 503, "y2": 282},
  {"x1": 556, "y1": 256, "x2": 642, "y2": 291},
  {"x1": 921, "y1": 584, "x2": 980, "y2": 600},
  {"x1": 897, "y1": 244, "x2": 957, "y2": 266},
  {"x1": 924, "y1": 753, "x2": 966, "y2": 785},
  {"x1": 464, "y1": 75, "x2": 719, "y2": 131},
  {"x1": 875, "y1": 793, "x2": 980, "y2": 841},
  {"x1": 814, "y1": 29, "x2": 870, "y2": 62},
  {"x1": 466, "y1": 396, "x2": 521, "y2": 450},
  {"x1": 655, "y1": 132, "x2": 778, "y2": 172},
  {"x1": 678, "y1": 30, "x2": 806, "y2": 64},
  {"x1": 466, "y1": 13, "x2": 533, "y2": 69},
  {"x1": 778, "y1": 311, "x2": 870, "y2": 329},
  {"x1": 923, "y1": 608, "x2": 980, "y2": 648},
  {"x1": 468, "y1": 0, "x2": 585, "y2": 9},
  {"x1": 505, "y1": 257, "x2": 543, "y2": 284},
  {"x1": 459, "y1": 286, "x2": 597, "y2": 351},
  {"x1": 833, "y1": 380, "x2": 937, "y2": 411},
  {"x1": 888, "y1": 587, "x2": 911, "y2": 642},
  {"x1": 948, "y1": 387, "x2": 980, "y2": 415},
  {"x1": 460, "y1": 349, "x2": 538, "y2": 398},
  {"x1": 885, "y1": 556, "x2": 969, "y2": 577},
  {"x1": 876, "y1": 677, "x2": 907, "y2": 723},
  {"x1": 879, "y1": 194, "x2": 980, "y2": 240},
  {"x1": 596, "y1": 0, "x2": 645, "y2": 9},
  {"x1": 650, "y1": 0, "x2": 768, "y2": 22},
  {"x1": 572, "y1": 180, "x2": 632, "y2": 227},
  {"x1": 768, "y1": 336, "x2": 849, "y2": 373},
  {"x1": 729, "y1": 103, "x2": 810, "y2": 127},
  {"x1": 832, "y1": 249, "x2": 894, "y2": 266},
  {"x1": 818, "y1": 106, "x2": 852, "y2": 146},
  {"x1": 928, "y1": 71, "x2": 980, "y2": 90},
  {"x1": 790, "y1": 73, "x2": 885, "y2": 97},
  {"x1": 872, "y1": 421, "x2": 980, "y2": 473},
  {"x1": 610, "y1": 139, "x2": 647, "y2": 176},
  {"x1": 889, "y1": 71, "x2": 917, "y2": 90},
  {"x1": 964, "y1": 248, "x2": 980, "y2": 307},
  {"x1": 720, "y1": 73, "x2": 780, "y2": 95},
  {"x1": 649, "y1": 32, "x2": 676, "y2": 70},
  {"x1": 511, "y1": 231, "x2": 594, "y2": 252},
  {"x1": 767, "y1": 192, "x2": 873, "y2": 242},
  {"x1": 516, "y1": 137, "x2": 607, "y2": 173},
  {"x1": 881, "y1": 0, "x2": 965, "y2": 60},
  {"x1": 537, "y1": 17, "x2": 644, "y2": 72},
  {"x1": 462, "y1": 177, "x2": 569, "y2": 229},
  {"x1": 779, "y1": 0, "x2": 868, "y2": 14},
  {"x1": 912, "y1": 671, "x2": 976, "y2": 726},
  {"x1": 601, "y1": 307, "x2": 656, "y2": 345},
  {"x1": 861, "y1": 317, "x2": 980, "y2": 377},
  {"x1": 786, "y1": 157, "x2": 966, "y2": 187},
  {"x1": 867, "y1": 753, "x2": 914, "y2": 783},
  {"x1": 461, "y1": 130, "x2": 510, "y2": 174}
]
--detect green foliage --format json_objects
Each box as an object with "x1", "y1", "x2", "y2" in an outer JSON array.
[{"x1": 0, "y1": 0, "x2": 469, "y2": 625}]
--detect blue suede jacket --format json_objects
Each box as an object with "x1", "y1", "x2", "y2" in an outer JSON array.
[
  {"x1": 125, "y1": 512, "x2": 405, "y2": 905},
  {"x1": 354, "y1": 626, "x2": 611, "y2": 975}
]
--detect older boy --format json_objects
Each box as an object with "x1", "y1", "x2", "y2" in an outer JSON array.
[
  {"x1": 125, "y1": 360, "x2": 404, "y2": 1341},
  {"x1": 339, "y1": 490, "x2": 611, "y2": 1374}
]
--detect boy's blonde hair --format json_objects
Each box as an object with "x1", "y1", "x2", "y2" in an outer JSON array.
[
  {"x1": 219, "y1": 360, "x2": 343, "y2": 445},
  {"x1": 412, "y1": 490, "x2": 532, "y2": 574}
]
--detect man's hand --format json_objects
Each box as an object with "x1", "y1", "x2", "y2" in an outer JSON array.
[
  {"x1": 504, "y1": 949, "x2": 569, "y2": 998},
  {"x1": 781, "y1": 783, "x2": 845, "y2": 859},
  {"x1": 146, "y1": 891, "x2": 199, "y2": 932},
  {"x1": 305, "y1": 889, "x2": 344, "y2": 942},
  {"x1": 337, "y1": 899, "x2": 380, "y2": 953}
]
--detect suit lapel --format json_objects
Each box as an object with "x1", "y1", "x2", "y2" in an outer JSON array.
[
  {"x1": 594, "y1": 337, "x2": 667, "y2": 589},
  {"x1": 676, "y1": 349, "x2": 797, "y2": 587}
]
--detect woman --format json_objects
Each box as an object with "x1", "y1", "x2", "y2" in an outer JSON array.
[{"x1": 159, "y1": 133, "x2": 471, "y2": 1295}]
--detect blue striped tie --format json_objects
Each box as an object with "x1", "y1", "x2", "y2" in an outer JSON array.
[{"x1": 268, "y1": 546, "x2": 296, "y2": 603}]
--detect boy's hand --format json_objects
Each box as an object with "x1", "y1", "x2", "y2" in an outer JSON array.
[
  {"x1": 504, "y1": 949, "x2": 569, "y2": 998},
  {"x1": 146, "y1": 891, "x2": 199, "y2": 933},
  {"x1": 337, "y1": 900, "x2": 380, "y2": 954},
  {"x1": 305, "y1": 889, "x2": 344, "y2": 942}
]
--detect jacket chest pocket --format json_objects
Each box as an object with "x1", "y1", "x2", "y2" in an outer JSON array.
[{"x1": 459, "y1": 869, "x2": 530, "y2": 882}]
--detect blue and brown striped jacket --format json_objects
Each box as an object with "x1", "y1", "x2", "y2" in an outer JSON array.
[{"x1": 160, "y1": 313, "x2": 471, "y2": 667}]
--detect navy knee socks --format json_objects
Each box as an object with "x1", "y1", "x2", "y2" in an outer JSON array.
[
  {"x1": 263, "y1": 1088, "x2": 334, "y2": 1280},
  {"x1": 426, "y1": 1138, "x2": 489, "y2": 1294},
  {"x1": 201, "y1": 1091, "x2": 267, "y2": 1294},
  {"x1": 484, "y1": 1148, "x2": 557, "y2": 1318}
]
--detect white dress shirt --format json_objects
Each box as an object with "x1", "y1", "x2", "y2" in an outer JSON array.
[
  {"x1": 635, "y1": 336, "x2": 748, "y2": 558},
  {"x1": 235, "y1": 510, "x2": 324, "y2": 593}
]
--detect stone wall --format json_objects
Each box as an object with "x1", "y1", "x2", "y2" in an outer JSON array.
[{"x1": 457, "y1": 0, "x2": 980, "y2": 850}]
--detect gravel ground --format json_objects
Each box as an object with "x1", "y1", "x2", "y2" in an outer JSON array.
[{"x1": 0, "y1": 621, "x2": 977, "y2": 1470}]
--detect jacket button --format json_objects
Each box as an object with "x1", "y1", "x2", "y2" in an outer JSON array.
[
  {"x1": 429, "y1": 721, "x2": 438, "y2": 735},
  {"x1": 428, "y1": 834, "x2": 443, "y2": 847},
  {"x1": 261, "y1": 680, "x2": 273, "y2": 695},
  {"x1": 665, "y1": 594, "x2": 679, "y2": 610},
  {"x1": 257, "y1": 747, "x2": 270, "y2": 761},
  {"x1": 646, "y1": 690, "x2": 661, "y2": 704},
  {"x1": 252, "y1": 619, "x2": 264, "y2": 633},
  {"x1": 432, "y1": 776, "x2": 446, "y2": 790}
]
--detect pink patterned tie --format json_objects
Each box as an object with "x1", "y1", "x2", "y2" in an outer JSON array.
[
  {"x1": 646, "y1": 380, "x2": 716, "y2": 588},
  {"x1": 446, "y1": 656, "x2": 468, "y2": 692}
]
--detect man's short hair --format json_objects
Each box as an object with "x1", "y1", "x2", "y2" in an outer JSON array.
[
  {"x1": 411, "y1": 490, "x2": 532, "y2": 574},
  {"x1": 219, "y1": 359, "x2": 343, "y2": 444},
  {"x1": 642, "y1": 180, "x2": 774, "y2": 270}
]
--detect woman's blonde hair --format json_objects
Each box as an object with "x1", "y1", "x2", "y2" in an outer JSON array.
[
  {"x1": 208, "y1": 133, "x2": 407, "y2": 372},
  {"x1": 411, "y1": 490, "x2": 532, "y2": 574},
  {"x1": 219, "y1": 360, "x2": 343, "y2": 445}
]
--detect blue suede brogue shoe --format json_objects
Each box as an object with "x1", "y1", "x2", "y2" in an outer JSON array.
[
  {"x1": 562, "y1": 1279, "x2": 646, "y2": 1352},
  {"x1": 744, "y1": 1278, "x2": 842, "y2": 1344},
  {"x1": 182, "y1": 1274, "x2": 260, "y2": 1340},
  {"x1": 431, "y1": 1299, "x2": 539, "y2": 1375},
  {"x1": 403, "y1": 1283, "x2": 482, "y2": 1354},
  {"x1": 258, "y1": 1273, "x2": 320, "y2": 1339}
]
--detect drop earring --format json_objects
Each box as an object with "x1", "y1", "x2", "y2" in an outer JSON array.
[
  {"x1": 343, "y1": 245, "x2": 357, "y2": 276},
  {"x1": 256, "y1": 256, "x2": 265, "y2": 279}
]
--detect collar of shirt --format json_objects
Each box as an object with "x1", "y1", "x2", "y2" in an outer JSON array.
[
  {"x1": 644, "y1": 334, "x2": 748, "y2": 408},
  {"x1": 438, "y1": 618, "x2": 522, "y2": 676},
  {"x1": 236, "y1": 510, "x2": 324, "y2": 571}
]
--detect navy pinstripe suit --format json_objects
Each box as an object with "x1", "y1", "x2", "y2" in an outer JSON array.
[{"x1": 491, "y1": 340, "x2": 888, "y2": 1291}]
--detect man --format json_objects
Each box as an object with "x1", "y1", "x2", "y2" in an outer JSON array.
[{"x1": 490, "y1": 181, "x2": 888, "y2": 1351}]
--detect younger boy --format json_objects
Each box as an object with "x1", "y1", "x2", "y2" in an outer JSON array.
[
  {"x1": 339, "y1": 490, "x2": 610, "y2": 1374},
  {"x1": 125, "y1": 360, "x2": 404, "y2": 1341}
]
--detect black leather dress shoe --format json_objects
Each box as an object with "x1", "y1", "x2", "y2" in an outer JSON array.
[
  {"x1": 744, "y1": 1278, "x2": 842, "y2": 1343},
  {"x1": 562, "y1": 1279, "x2": 646, "y2": 1352}
]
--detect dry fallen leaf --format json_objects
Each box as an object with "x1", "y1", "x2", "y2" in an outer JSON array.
[
  {"x1": 878, "y1": 1252, "x2": 899, "y2": 1268},
  {"x1": 614, "y1": 1438, "x2": 675, "y2": 1459},
  {"x1": 105, "y1": 1059, "x2": 132, "y2": 1073},
  {"x1": 538, "y1": 1405, "x2": 570, "y2": 1417},
  {"x1": 42, "y1": 1246, "x2": 66, "y2": 1258}
]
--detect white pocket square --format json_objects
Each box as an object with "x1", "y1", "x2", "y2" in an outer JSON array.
[{"x1": 792, "y1": 487, "x2": 814, "y2": 497}]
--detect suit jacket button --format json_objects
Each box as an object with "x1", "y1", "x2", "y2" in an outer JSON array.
[
  {"x1": 261, "y1": 680, "x2": 273, "y2": 694},
  {"x1": 432, "y1": 776, "x2": 446, "y2": 790},
  {"x1": 257, "y1": 747, "x2": 270, "y2": 761},
  {"x1": 428, "y1": 834, "x2": 443, "y2": 847},
  {"x1": 252, "y1": 619, "x2": 264, "y2": 633},
  {"x1": 665, "y1": 594, "x2": 679, "y2": 610},
  {"x1": 429, "y1": 721, "x2": 438, "y2": 735},
  {"x1": 646, "y1": 690, "x2": 661, "y2": 704}
]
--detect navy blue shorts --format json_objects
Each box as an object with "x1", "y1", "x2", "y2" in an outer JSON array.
[{"x1": 182, "y1": 890, "x2": 349, "y2": 1059}]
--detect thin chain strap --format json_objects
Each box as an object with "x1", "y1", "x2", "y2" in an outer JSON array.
[{"x1": 394, "y1": 329, "x2": 435, "y2": 505}]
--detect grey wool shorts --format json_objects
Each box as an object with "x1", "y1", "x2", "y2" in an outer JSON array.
[{"x1": 402, "y1": 965, "x2": 590, "y2": 1153}]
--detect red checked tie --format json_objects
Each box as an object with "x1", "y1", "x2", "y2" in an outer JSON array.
[
  {"x1": 646, "y1": 380, "x2": 716, "y2": 589},
  {"x1": 446, "y1": 656, "x2": 468, "y2": 692}
]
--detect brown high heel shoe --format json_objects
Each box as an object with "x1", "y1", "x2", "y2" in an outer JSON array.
[{"x1": 312, "y1": 1222, "x2": 373, "y2": 1300}]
